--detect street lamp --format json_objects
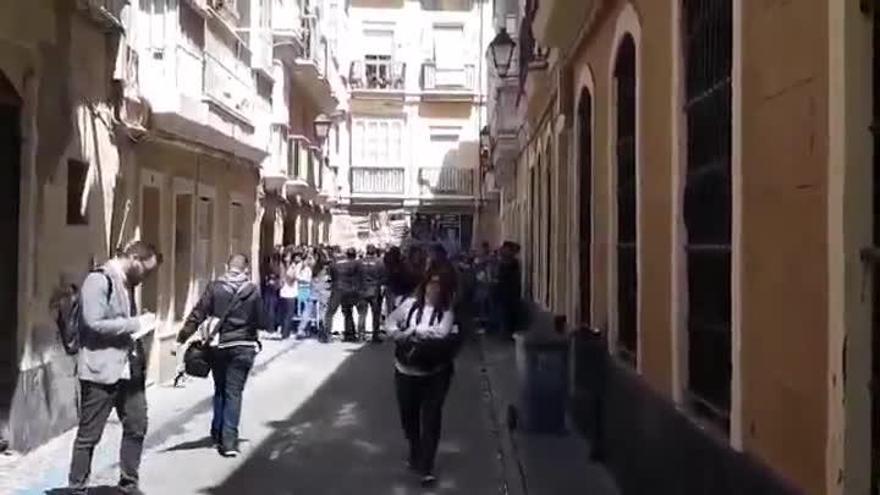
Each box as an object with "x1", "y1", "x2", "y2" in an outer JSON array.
[
  {"x1": 488, "y1": 27, "x2": 516, "y2": 78},
  {"x1": 313, "y1": 113, "x2": 332, "y2": 142}
]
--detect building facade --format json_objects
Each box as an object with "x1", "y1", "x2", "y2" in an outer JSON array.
[
  {"x1": 264, "y1": 0, "x2": 347, "y2": 258},
  {"x1": 330, "y1": 0, "x2": 497, "y2": 252},
  {"x1": 0, "y1": 0, "x2": 345, "y2": 453},
  {"x1": 488, "y1": 0, "x2": 880, "y2": 494}
]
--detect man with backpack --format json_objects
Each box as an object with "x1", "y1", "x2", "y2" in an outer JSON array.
[
  {"x1": 66, "y1": 241, "x2": 162, "y2": 495},
  {"x1": 176, "y1": 254, "x2": 264, "y2": 458}
]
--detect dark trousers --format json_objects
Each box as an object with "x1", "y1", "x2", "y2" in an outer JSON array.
[
  {"x1": 211, "y1": 346, "x2": 257, "y2": 451},
  {"x1": 280, "y1": 297, "x2": 298, "y2": 339},
  {"x1": 358, "y1": 292, "x2": 382, "y2": 339},
  {"x1": 327, "y1": 291, "x2": 358, "y2": 340},
  {"x1": 262, "y1": 285, "x2": 280, "y2": 331},
  {"x1": 395, "y1": 367, "x2": 453, "y2": 474},
  {"x1": 69, "y1": 379, "x2": 147, "y2": 489}
]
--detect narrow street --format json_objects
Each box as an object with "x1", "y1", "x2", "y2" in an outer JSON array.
[{"x1": 8, "y1": 336, "x2": 505, "y2": 495}]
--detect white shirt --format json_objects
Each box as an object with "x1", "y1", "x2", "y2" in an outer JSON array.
[
  {"x1": 280, "y1": 262, "x2": 299, "y2": 299},
  {"x1": 385, "y1": 297, "x2": 457, "y2": 375}
]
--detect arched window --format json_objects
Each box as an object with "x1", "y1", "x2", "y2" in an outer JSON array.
[
  {"x1": 615, "y1": 34, "x2": 638, "y2": 364},
  {"x1": 682, "y1": 0, "x2": 733, "y2": 431},
  {"x1": 578, "y1": 87, "x2": 594, "y2": 325}
]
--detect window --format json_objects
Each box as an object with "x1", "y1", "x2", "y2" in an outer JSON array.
[
  {"x1": 545, "y1": 143, "x2": 552, "y2": 307},
  {"x1": 578, "y1": 88, "x2": 593, "y2": 324},
  {"x1": 614, "y1": 34, "x2": 638, "y2": 364},
  {"x1": 683, "y1": 0, "x2": 733, "y2": 431},
  {"x1": 433, "y1": 25, "x2": 464, "y2": 69},
  {"x1": 352, "y1": 119, "x2": 404, "y2": 167},
  {"x1": 66, "y1": 160, "x2": 89, "y2": 226},
  {"x1": 421, "y1": 0, "x2": 472, "y2": 11},
  {"x1": 363, "y1": 28, "x2": 394, "y2": 87},
  {"x1": 429, "y1": 126, "x2": 461, "y2": 167}
]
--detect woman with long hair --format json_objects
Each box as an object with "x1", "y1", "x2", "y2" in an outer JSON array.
[
  {"x1": 279, "y1": 248, "x2": 301, "y2": 339},
  {"x1": 385, "y1": 268, "x2": 460, "y2": 487}
]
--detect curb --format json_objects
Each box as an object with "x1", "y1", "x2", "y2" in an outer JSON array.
[{"x1": 475, "y1": 332, "x2": 528, "y2": 495}]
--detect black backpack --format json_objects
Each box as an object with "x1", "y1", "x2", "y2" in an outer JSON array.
[
  {"x1": 394, "y1": 303, "x2": 463, "y2": 370},
  {"x1": 55, "y1": 270, "x2": 113, "y2": 355}
]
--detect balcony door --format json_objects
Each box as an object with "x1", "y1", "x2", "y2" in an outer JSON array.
[
  {"x1": 433, "y1": 24, "x2": 466, "y2": 87},
  {"x1": 363, "y1": 27, "x2": 394, "y2": 88}
]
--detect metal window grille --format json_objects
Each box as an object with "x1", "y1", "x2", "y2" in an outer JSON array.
[
  {"x1": 683, "y1": 0, "x2": 733, "y2": 431},
  {"x1": 578, "y1": 90, "x2": 593, "y2": 324},
  {"x1": 545, "y1": 142, "x2": 552, "y2": 307},
  {"x1": 615, "y1": 35, "x2": 637, "y2": 364}
]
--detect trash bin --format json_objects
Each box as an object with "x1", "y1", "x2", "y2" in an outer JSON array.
[{"x1": 513, "y1": 315, "x2": 570, "y2": 435}]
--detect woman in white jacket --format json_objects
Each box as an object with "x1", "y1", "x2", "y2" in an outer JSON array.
[{"x1": 385, "y1": 268, "x2": 460, "y2": 487}]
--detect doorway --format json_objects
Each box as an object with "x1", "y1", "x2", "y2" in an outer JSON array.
[
  {"x1": 140, "y1": 183, "x2": 161, "y2": 314},
  {"x1": 0, "y1": 71, "x2": 20, "y2": 427}
]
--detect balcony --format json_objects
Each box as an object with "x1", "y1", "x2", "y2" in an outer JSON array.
[
  {"x1": 532, "y1": 0, "x2": 600, "y2": 51},
  {"x1": 350, "y1": 60, "x2": 406, "y2": 96},
  {"x1": 272, "y1": 0, "x2": 306, "y2": 62},
  {"x1": 351, "y1": 167, "x2": 405, "y2": 196},
  {"x1": 285, "y1": 135, "x2": 314, "y2": 199},
  {"x1": 421, "y1": 62, "x2": 476, "y2": 101},
  {"x1": 76, "y1": 0, "x2": 128, "y2": 31},
  {"x1": 292, "y1": 14, "x2": 337, "y2": 112},
  {"x1": 418, "y1": 167, "x2": 474, "y2": 197},
  {"x1": 203, "y1": 52, "x2": 254, "y2": 124}
]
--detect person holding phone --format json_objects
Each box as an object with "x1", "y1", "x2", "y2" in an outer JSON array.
[{"x1": 68, "y1": 241, "x2": 162, "y2": 495}]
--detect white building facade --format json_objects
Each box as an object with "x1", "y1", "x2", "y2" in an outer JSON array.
[{"x1": 331, "y1": 0, "x2": 498, "y2": 251}]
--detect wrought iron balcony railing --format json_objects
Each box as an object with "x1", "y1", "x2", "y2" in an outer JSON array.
[
  {"x1": 350, "y1": 60, "x2": 406, "y2": 90},
  {"x1": 351, "y1": 167, "x2": 406, "y2": 195},
  {"x1": 418, "y1": 167, "x2": 474, "y2": 196},
  {"x1": 421, "y1": 63, "x2": 475, "y2": 92}
]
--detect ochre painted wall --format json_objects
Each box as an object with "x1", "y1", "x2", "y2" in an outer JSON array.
[
  {"x1": 568, "y1": 0, "x2": 675, "y2": 396},
  {"x1": 739, "y1": 1, "x2": 829, "y2": 492}
]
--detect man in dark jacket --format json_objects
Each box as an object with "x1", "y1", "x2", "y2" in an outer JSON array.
[
  {"x1": 326, "y1": 247, "x2": 363, "y2": 342},
  {"x1": 495, "y1": 242, "x2": 522, "y2": 337},
  {"x1": 359, "y1": 244, "x2": 385, "y2": 343},
  {"x1": 176, "y1": 254, "x2": 264, "y2": 457}
]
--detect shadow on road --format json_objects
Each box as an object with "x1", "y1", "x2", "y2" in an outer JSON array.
[{"x1": 201, "y1": 343, "x2": 499, "y2": 495}]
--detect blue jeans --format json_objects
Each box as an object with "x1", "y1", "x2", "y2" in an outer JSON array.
[
  {"x1": 296, "y1": 289, "x2": 312, "y2": 336},
  {"x1": 211, "y1": 346, "x2": 257, "y2": 451}
]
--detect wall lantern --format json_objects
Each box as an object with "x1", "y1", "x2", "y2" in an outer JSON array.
[
  {"x1": 313, "y1": 113, "x2": 332, "y2": 142},
  {"x1": 488, "y1": 28, "x2": 516, "y2": 78}
]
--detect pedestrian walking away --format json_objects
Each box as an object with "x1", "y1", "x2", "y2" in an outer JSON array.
[
  {"x1": 385, "y1": 267, "x2": 462, "y2": 487},
  {"x1": 360, "y1": 244, "x2": 385, "y2": 343},
  {"x1": 176, "y1": 254, "x2": 265, "y2": 458},
  {"x1": 326, "y1": 247, "x2": 364, "y2": 342},
  {"x1": 66, "y1": 241, "x2": 163, "y2": 495}
]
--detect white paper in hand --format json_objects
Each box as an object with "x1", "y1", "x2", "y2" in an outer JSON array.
[{"x1": 132, "y1": 313, "x2": 157, "y2": 340}]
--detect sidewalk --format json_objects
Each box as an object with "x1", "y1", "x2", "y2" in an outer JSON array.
[
  {"x1": 478, "y1": 332, "x2": 620, "y2": 495},
  {"x1": 0, "y1": 335, "x2": 302, "y2": 494}
]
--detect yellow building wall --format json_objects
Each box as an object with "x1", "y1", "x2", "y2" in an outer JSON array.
[
  {"x1": 739, "y1": 0, "x2": 829, "y2": 492},
  {"x1": 567, "y1": 0, "x2": 675, "y2": 396}
]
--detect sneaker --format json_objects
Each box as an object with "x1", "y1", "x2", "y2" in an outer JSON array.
[
  {"x1": 220, "y1": 448, "x2": 240, "y2": 458},
  {"x1": 117, "y1": 483, "x2": 145, "y2": 495},
  {"x1": 420, "y1": 474, "x2": 437, "y2": 486}
]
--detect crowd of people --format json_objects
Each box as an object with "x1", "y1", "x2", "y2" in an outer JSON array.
[
  {"x1": 59, "y1": 235, "x2": 524, "y2": 494},
  {"x1": 256, "y1": 239, "x2": 525, "y2": 344}
]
